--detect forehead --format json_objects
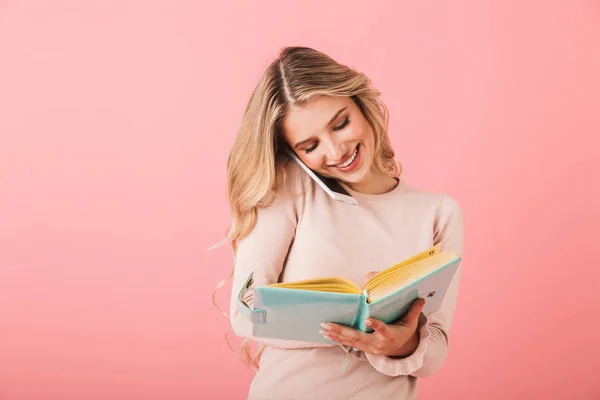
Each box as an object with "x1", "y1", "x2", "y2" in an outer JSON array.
[{"x1": 282, "y1": 95, "x2": 353, "y2": 140}]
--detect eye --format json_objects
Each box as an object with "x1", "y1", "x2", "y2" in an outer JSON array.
[
  {"x1": 304, "y1": 142, "x2": 318, "y2": 154},
  {"x1": 333, "y1": 116, "x2": 350, "y2": 131}
]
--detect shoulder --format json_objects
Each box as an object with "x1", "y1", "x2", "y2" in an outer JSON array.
[
  {"x1": 269, "y1": 157, "x2": 308, "y2": 201},
  {"x1": 401, "y1": 183, "x2": 464, "y2": 254},
  {"x1": 256, "y1": 157, "x2": 309, "y2": 217},
  {"x1": 398, "y1": 183, "x2": 463, "y2": 248},
  {"x1": 400, "y1": 182, "x2": 462, "y2": 217}
]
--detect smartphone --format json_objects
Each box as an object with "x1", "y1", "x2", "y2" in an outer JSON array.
[{"x1": 285, "y1": 147, "x2": 358, "y2": 206}]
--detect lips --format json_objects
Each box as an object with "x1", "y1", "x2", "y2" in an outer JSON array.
[
  {"x1": 332, "y1": 145, "x2": 359, "y2": 167},
  {"x1": 333, "y1": 144, "x2": 361, "y2": 172},
  {"x1": 335, "y1": 146, "x2": 358, "y2": 167}
]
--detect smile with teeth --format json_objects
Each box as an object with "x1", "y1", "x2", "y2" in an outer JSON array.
[{"x1": 335, "y1": 145, "x2": 359, "y2": 168}]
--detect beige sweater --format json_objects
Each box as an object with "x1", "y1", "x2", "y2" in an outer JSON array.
[{"x1": 229, "y1": 159, "x2": 464, "y2": 400}]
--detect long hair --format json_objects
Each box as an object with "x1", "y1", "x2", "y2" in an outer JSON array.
[{"x1": 215, "y1": 46, "x2": 401, "y2": 370}]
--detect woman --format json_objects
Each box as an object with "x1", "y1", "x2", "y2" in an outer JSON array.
[{"x1": 223, "y1": 46, "x2": 463, "y2": 399}]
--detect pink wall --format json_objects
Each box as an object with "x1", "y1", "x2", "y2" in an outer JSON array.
[{"x1": 1, "y1": 1, "x2": 599, "y2": 399}]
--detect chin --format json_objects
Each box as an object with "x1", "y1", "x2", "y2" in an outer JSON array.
[{"x1": 333, "y1": 167, "x2": 370, "y2": 185}]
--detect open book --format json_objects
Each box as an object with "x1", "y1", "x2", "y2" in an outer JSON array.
[{"x1": 237, "y1": 245, "x2": 461, "y2": 344}]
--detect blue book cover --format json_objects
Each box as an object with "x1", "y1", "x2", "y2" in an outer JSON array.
[{"x1": 237, "y1": 246, "x2": 460, "y2": 344}]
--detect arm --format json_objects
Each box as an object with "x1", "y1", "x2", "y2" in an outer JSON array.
[
  {"x1": 228, "y1": 166, "x2": 322, "y2": 350},
  {"x1": 365, "y1": 194, "x2": 464, "y2": 377}
]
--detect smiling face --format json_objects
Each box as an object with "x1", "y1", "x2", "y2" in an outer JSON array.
[{"x1": 281, "y1": 95, "x2": 379, "y2": 189}]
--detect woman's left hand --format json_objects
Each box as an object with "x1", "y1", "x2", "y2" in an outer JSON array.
[{"x1": 320, "y1": 297, "x2": 425, "y2": 357}]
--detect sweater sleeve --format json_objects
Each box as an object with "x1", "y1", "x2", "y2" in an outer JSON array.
[
  {"x1": 365, "y1": 194, "x2": 464, "y2": 377},
  {"x1": 228, "y1": 163, "x2": 326, "y2": 350}
]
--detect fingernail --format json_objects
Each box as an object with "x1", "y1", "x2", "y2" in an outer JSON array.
[
  {"x1": 320, "y1": 323, "x2": 331, "y2": 331},
  {"x1": 365, "y1": 319, "x2": 373, "y2": 327}
]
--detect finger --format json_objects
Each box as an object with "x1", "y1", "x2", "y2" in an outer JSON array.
[
  {"x1": 365, "y1": 318, "x2": 393, "y2": 339},
  {"x1": 328, "y1": 335, "x2": 369, "y2": 352},
  {"x1": 360, "y1": 271, "x2": 380, "y2": 288},
  {"x1": 402, "y1": 298, "x2": 426, "y2": 324},
  {"x1": 321, "y1": 323, "x2": 362, "y2": 340},
  {"x1": 321, "y1": 323, "x2": 368, "y2": 348}
]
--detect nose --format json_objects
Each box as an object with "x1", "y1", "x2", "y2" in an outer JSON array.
[{"x1": 323, "y1": 138, "x2": 349, "y2": 165}]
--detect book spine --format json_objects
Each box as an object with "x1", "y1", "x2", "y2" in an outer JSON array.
[{"x1": 351, "y1": 290, "x2": 371, "y2": 333}]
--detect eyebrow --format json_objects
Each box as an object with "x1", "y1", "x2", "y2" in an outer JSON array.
[{"x1": 293, "y1": 107, "x2": 347, "y2": 150}]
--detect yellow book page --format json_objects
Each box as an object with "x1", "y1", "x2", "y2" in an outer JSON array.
[
  {"x1": 268, "y1": 277, "x2": 362, "y2": 294},
  {"x1": 261, "y1": 245, "x2": 446, "y2": 297},
  {"x1": 364, "y1": 245, "x2": 441, "y2": 292},
  {"x1": 367, "y1": 251, "x2": 457, "y2": 302}
]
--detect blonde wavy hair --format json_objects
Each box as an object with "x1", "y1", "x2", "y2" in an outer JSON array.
[{"x1": 213, "y1": 46, "x2": 401, "y2": 370}]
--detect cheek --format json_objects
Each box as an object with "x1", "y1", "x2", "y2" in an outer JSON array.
[
  {"x1": 300, "y1": 154, "x2": 322, "y2": 170},
  {"x1": 361, "y1": 125, "x2": 375, "y2": 146},
  {"x1": 350, "y1": 122, "x2": 371, "y2": 142}
]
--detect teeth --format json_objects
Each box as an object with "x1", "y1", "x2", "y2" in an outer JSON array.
[{"x1": 338, "y1": 147, "x2": 358, "y2": 168}]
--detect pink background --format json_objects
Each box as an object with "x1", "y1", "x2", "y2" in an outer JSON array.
[{"x1": 1, "y1": 1, "x2": 599, "y2": 399}]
